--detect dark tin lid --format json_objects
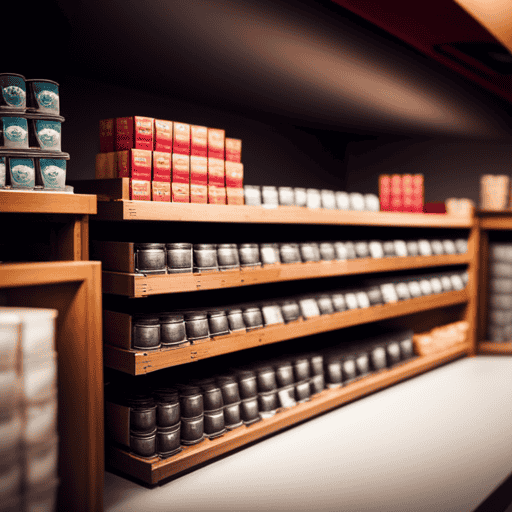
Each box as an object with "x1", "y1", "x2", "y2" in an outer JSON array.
[
  {"x1": 153, "y1": 388, "x2": 179, "y2": 403},
  {"x1": 0, "y1": 149, "x2": 70, "y2": 159},
  {"x1": 208, "y1": 310, "x2": 227, "y2": 318},
  {"x1": 0, "y1": 73, "x2": 26, "y2": 79},
  {"x1": 166, "y1": 243, "x2": 192, "y2": 249},
  {"x1": 194, "y1": 243, "x2": 216, "y2": 250},
  {"x1": 185, "y1": 311, "x2": 207, "y2": 321},
  {"x1": 132, "y1": 314, "x2": 160, "y2": 325},
  {"x1": 25, "y1": 78, "x2": 59, "y2": 86},
  {"x1": 159, "y1": 313, "x2": 184, "y2": 323},
  {"x1": 217, "y1": 243, "x2": 237, "y2": 249},
  {"x1": 24, "y1": 112, "x2": 65, "y2": 122}
]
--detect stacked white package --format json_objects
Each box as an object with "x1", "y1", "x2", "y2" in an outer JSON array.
[{"x1": 0, "y1": 308, "x2": 59, "y2": 512}]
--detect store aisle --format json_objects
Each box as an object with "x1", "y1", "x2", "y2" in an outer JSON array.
[{"x1": 104, "y1": 356, "x2": 512, "y2": 512}]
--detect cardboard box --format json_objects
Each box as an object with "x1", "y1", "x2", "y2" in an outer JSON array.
[
  {"x1": 117, "y1": 149, "x2": 152, "y2": 180},
  {"x1": 172, "y1": 154, "x2": 190, "y2": 184},
  {"x1": 190, "y1": 155, "x2": 207, "y2": 185},
  {"x1": 173, "y1": 122, "x2": 190, "y2": 155},
  {"x1": 190, "y1": 184, "x2": 208, "y2": 203},
  {"x1": 95, "y1": 152, "x2": 116, "y2": 179},
  {"x1": 152, "y1": 181, "x2": 171, "y2": 202},
  {"x1": 225, "y1": 161, "x2": 243, "y2": 189},
  {"x1": 99, "y1": 118, "x2": 115, "y2": 153},
  {"x1": 172, "y1": 182, "x2": 190, "y2": 202},
  {"x1": 208, "y1": 157, "x2": 225, "y2": 187},
  {"x1": 115, "y1": 116, "x2": 154, "y2": 151},
  {"x1": 225, "y1": 138, "x2": 242, "y2": 163},
  {"x1": 379, "y1": 175, "x2": 391, "y2": 211},
  {"x1": 152, "y1": 151, "x2": 171, "y2": 182},
  {"x1": 130, "y1": 180, "x2": 151, "y2": 201},
  {"x1": 154, "y1": 119, "x2": 173, "y2": 153},
  {"x1": 208, "y1": 128, "x2": 225, "y2": 160},
  {"x1": 190, "y1": 125, "x2": 208, "y2": 157},
  {"x1": 208, "y1": 185, "x2": 226, "y2": 205},
  {"x1": 226, "y1": 187, "x2": 244, "y2": 205}
]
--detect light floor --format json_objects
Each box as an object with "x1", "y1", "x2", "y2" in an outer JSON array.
[{"x1": 105, "y1": 356, "x2": 512, "y2": 512}]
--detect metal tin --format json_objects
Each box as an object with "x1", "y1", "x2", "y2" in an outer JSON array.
[
  {"x1": 299, "y1": 298, "x2": 321, "y2": 318},
  {"x1": 455, "y1": 239, "x2": 468, "y2": 254},
  {"x1": 325, "y1": 357, "x2": 342, "y2": 387},
  {"x1": 354, "y1": 241, "x2": 370, "y2": 259},
  {"x1": 334, "y1": 242, "x2": 348, "y2": 260},
  {"x1": 344, "y1": 292, "x2": 359, "y2": 310},
  {"x1": 335, "y1": 191, "x2": 350, "y2": 210},
  {"x1": 442, "y1": 239, "x2": 457, "y2": 255},
  {"x1": 134, "y1": 243, "x2": 167, "y2": 275},
  {"x1": 240, "y1": 397, "x2": 260, "y2": 425},
  {"x1": 153, "y1": 389, "x2": 180, "y2": 428},
  {"x1": 489, "y1": 262, "x2": 512, "y2": 277},
  {"x1": 217, "y1": 244, "x2": 240, "y2": 270},
  {"x1": 331, "y1": 293, "x2": 347, "y2": 312},
  {"x1": 258, "y1": 391, "x2": 277, "y2": 417},
  {"x1": 201, "y1": 383, "x2": 224, "y2": 412},
  {"x1": 306, "y1": 188, "x2": 322, "y2": 209},
  {"x1": 300, "y1": 242, "x2": 321, "y2": 262},
  {"x1": 180, "y1": 416, "x2": 204, "y2": 445},
  {"x1": 26, "y1": 79, "x2": 59, "y2": 115},
  {"x1": 419, "y1": 279, "x2": 433, "y2": 295},
  {"x1": 244, "y1": 185, "x2": 262, "y2": 206},
  {"x1": 386, "y1": 342, "x2": 401, "y2": 366},
  {"x1": 450, "y1": 274, "x2": 464, "y2": 290},
  {"x1": 261, "y1": 304, "x2": 284, "y2": 326},
  {"x1": 130, "y1": 428, "x2": 157, "y2": 458},
  {"x1": 260, "y1": 243, "x2": 280, "y2": 265},
  {"x1": 238, "y1": 243, "x2": 261, "y2": 267},
  {"x1": 293, "y1": 358, "x2": 311, "y2": 381},
  {"x1": 429, "y1": 277, "x2": 443, "y2": 295},
  {"x1": 489, "y1": 278, "x2": 512, "y2": 294},
  {"x1": 295, "y1": 380, "x2": 311, "y2": 403},
  {"x1": 395, "y1": 282, "x2": 411, "y2": 301},
  {"x1": 217, "y1": 377, "x2": 241, "y2": 405},
  {"x1": 407, "y1": 280, "x2": 423, "y2": 298},
  {"x1": 355, "y1": 291, "x2": 370, "y2": 309},
  {"x1": 321, "y1": 189, "x2": 336, "y2": 209},
  {"x1": 278, "y1": 186, "x2": 295, "y2": 206},
  {"x1": 319, "y1": 242, "x2": 335, "y2": 261},
  {"x1": 132, "y1": 315, "x2": 161, "y2": 350},
  {"x1": 310, "y1": 374, "x2": 325, "y2": 395},
  {"x1": 355, "y1": 353, "x2": 370, "y2": 377},
  {"x1": 224, "y1": 402, "x2": 243, "y2": 430},
  {"x1": 366, "y1": 287, "x2": 383, "y2": 305},
  {"x1": 0, "y1": 73, "x2": 26, "y2": 111},
  {"x1": 489, "y1": 243, "x2": 508, "y2": 261},
  {"x1": 275, "y1": 361, "x2": 294, "y2": 387},
  {"x1": 430, "y1": 240, "x2": 444, "y2": 256},
  {"x1": 193, "y1": 244, "x2": 218, "y2": 272},
  {"x1": 204, "y1": 410, "x2": 226, "y2": 438},
  {"x1": 27, "y1": 114, "x2": 64, "y2": 152},
  {"x1": 369, "y1": 241, "x2": 384, "y2": 259},
  {"x1": 310, "y1": 354, "x2": 323, "y2": 376},
  {"x1": 364, "y1": 193, "x2": 380, "y2": 212},
  {"x1": 400, "y1": 338, "x2": 415, "y2": 360},
  {"x1": 36, "y1": 153, "x2": 69, "y2": 190},
  {"x1": 1, "y1": 115, "x2": 29, "y2": 149},
  {"x1": 208, "y1": 310, "x2": 230, "y2": 337},
  {"x1": 393, "y1": 240, "x2": 408, "y2": 258},
  {"x1": 382, "y1": 241, "x2": 396, "y2": 258},
  {"x1": 156, "y1": 424, "x2": 181, "y2": 457},
  {"x1": 342, "y1": 358, "x2": 357, "y2": 382},
  {"x1": 344, "y1": 242, "x2": 357, "y2": 259},
  {"x1": 294, "y1": 187, "x2": 307, "y2": 207},
  {"x1": 256, "y1": 366, "x2": 277, "y2": 392},
  {"x1": 165, "y1": 243, "x2": 193, "y2": 273},
  {"x1": 349, "y1": 192, "x2": 365, "y2": 211},
  {"x1": 440, "y1": 275, "x2": 453, "y2": 292},
  {"x1": 370, "y1": 346, "x2": 387, "y2": 371},
  {"x1": 461, "y1": 271, "x2": 469, "y2": 286},
  {"x1": 280, "y1": 301, "x2": 301, "y2": 323},
  {"x1": 277, "y1": 385, "x2": 297, "y2": 408},
  {"x1": 242, "y1": 307, "x2": 263, "y2": 330},
  {"x1": 227, "y1": 309, "x2": 246, "y2": 332},
  {"x1": 418, "y1": 240, "x2": 432, "y2": 256},
  {"x1": 184, "y1": 312, "x2": 209, "y2": 341},
  {"x1": 280, "y1": 243, "x2": 301, "y2": 263},
  {"x1": 159, "y1": 313, "x2": 187, "y2": 347},
  {"x1": 236, "y1": 370, "x2": 258, "y2": 399},
  {"x1": 380, "y1": 283, "x2": 399, "y2": 303},
  {"x1": 129, "y1": 396, "x2": 157, "y2": 433},
  {"x1": 317, "y1": 295, "x2": 335, "y2": 315},
  {"x1": 262, "y1": 186, "x2": 279, "y2": 206},
  {"x1": 179, "y1": 387, "x2": 204, "y2": 419},
  {"x1": 406, "y1": 241, "x2": 419, "y2": 257}
]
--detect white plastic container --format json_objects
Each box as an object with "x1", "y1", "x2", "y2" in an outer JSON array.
[
  {"x1": 22, "y1": 354, "x2": 57, "y2": 403},
  {"x1": 0, "y1": 312, "x2": 21, "y2": 372}
]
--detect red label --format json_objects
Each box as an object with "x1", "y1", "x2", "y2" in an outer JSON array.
[
  {"x1": 130, "y1": 180, "x2": 151, "y2": 201},
  {"x1": 190, "y1": 184, "x2": 208, "y2": 203},
  {"x1": 172, "y1": 154, "x2": 190, "y2": 184},
  {"x1": 190, "y1": 156, "x2": 207, "y2": 185},
  {"x1": 152, "y1": 181, "x2": 171, "y2": 202},
  {"x1": 208, "y1": 157, "x2": 225, "y2": 187},
  {"x1": 225, "y1": 138, "x2": 242, "y2": 163},
  {"x1": 99, "y1": 118, "x2": 114, "y2": 153},
  {"x1": 225, "y1": 161, "x2": 243, "y2": 188},
  {"x1": 208, "y1": 128, "x2": 225, "y2": 160},
  {"x1": 172, "y1": 182, "x2": 190, "y2": 202},
  {"x1": 226, "y1": 187, "x2": 244, "y2": 205},
  {"x1": 152, "y1": 151, "x2": 171, "y2": 182},
  {"x1": 154, "y1": 119, "x2": 173, "y2": 153},
  {"x1": 208, "y1": 185, "x2": 226, "y2": 205},
  {"x1": 191, "y1": 125, "x2": 208, "y2": 157},
  {"x1": 173, "y1": 123, "x2": 190, "y2": 155},
  {"x1": 115, "y1": 117, "x2": 154, "y2": 151}
]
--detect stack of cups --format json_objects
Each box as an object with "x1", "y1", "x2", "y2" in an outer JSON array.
[{"x1": 480, "y1": 175, "x2": 510, "y2": 211}]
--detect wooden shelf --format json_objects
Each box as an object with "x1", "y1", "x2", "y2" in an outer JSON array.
[
  {"x1": 478, "y1": 341, "x2": 512, "y2": 354},
  {"x1": 106, "y1": 342, "x2": 470, "y2": 484},
  {"x1": 104, "y1": 290, "x2": 469, "y2": 375},
  {"x1": 0, "y1": 190, "x2": 96, "y2": 215},
  {"x1": 103, "y1": 254, "x2": 470, "y2": 297},
  {"x1": 93, "y1": 198, "x2": 472, "y2": 227}
]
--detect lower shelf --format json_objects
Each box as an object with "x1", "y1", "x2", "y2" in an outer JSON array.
[
  {"x1": 478, "y1": 342, "x2": 512, "y2": 354},
  {"x1": 106, "y1": 342, "x2": 470, "y2": 485}
]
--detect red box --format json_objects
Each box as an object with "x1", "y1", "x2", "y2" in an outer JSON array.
[
  {"x1": 225, "y1": 161, "x2": 243, "y2": 189},
  {"x1": 191, "y1": 184, "x2": 208, "y2": 204},
  {"x1": 423, "y1": 202, "x2": 446, "y2": 214},
  {"x1": 152, "y1": 181, "x2": 171, "y2": 202},
  {"x1": 403, "y1": 194, "x2": 413, "y2": 213},
  {"x1": 208, "y1": 185, "x2": 226, "y2": 205},
  {"x1": 208, "y1": 157, "x2": 225, "y2": 187},
  {"x1": 115, "y1": 117, "x2": 154, "y2": 151},
  {"x1": 208, "y1": 128, "x2": 225, "y2": 160},
  {"x1": 379, "y1": 175, "x2": 391, "y2": 211},
  {"x1": 390, "y1": 194, "x2": 403, "y2": 212},
  {"x1": 411, "y1": 195, "x2": 424, "y2": 213},
  {"x1": 191, "y1": 125, "x2": 208, "y2": 157},
  {"x1": 226, "y1": 187, "x2": 244, "y2": 205},
  {"x1": 152, "y1": 152, "x2": 171, "y2": 182},
  {"x1": 116, "y1": 149, "x2": 152, "y2": 180},
  {"x1": 173, "y1": 122, "x2": 190, "y2": 155},
  {"x1": 172, "y1": 182, "x2": 190, "y2": 203},
  {"x1": 99, "y1": 118, "x2": 115, "y2": 153},
  {"x1": 172, "y1": 154, "x2": 190, "y2": 184},
  {"x1": 95, "y1": 152, "x2": 116, "y2": 179},
  {"x1": 154, "y1": 119, "x2": 173, "y2": 153},
  {"x1": 130, "y1": 180, "x2": 151, "y2": 201},
  {"x1": 190, "y1": 156, "x2": 207, "y2": 185},
  {"x1": 225, "y1": 138, "x2": 242, "y2": 163}
]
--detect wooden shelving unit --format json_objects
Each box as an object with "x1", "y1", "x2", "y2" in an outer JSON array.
[
  {"x1": 106, "y1": 342, "x2": 471, "y2": 485},
  {"x1": 478, "y1": 342, "x2": 512, "y2": 354},
  {"x1": 104, "y1": 290, "x2": 470, "y2": 375}
]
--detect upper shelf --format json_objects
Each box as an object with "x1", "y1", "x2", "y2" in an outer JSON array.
[
  {"x1": 0, "y1": 191, "x2": 97, "y2": 215},
  {"x1": 477, "y1": 210, "x2": 512, "y2": 230}
]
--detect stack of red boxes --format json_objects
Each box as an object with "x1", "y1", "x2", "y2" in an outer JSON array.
[
  {"x1": 379, "y1": 174, "x2": 424, "y2": 213},
  {"x1": 96, "y1": 116, "x2": 244, "y2": 203}
]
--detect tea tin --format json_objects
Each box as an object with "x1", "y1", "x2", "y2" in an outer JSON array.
[
  {"x1": 166, "y1": 243, "x2": 193, "y2": 274},
  {"x1": 0, "y1": 73, "x2": 26, "y2": 111}
]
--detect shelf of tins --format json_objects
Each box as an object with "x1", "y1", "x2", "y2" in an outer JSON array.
[
  {"x1": 106, "y1": 342, "x2": 471, "y2": 485},
  {"x1": 477, "y1": 209, "x2": 512, "y2": 231},
  {"x1": 104, "y1": 289, "x2": 470, "y2": 375}
]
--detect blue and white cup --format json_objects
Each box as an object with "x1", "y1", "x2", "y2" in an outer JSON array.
[
  {"x1": 0, "y1": 74, "x2": 26, "y2": 111},
  {"x1": 37, "y1": 156, "x2": 68, "y2": 189},
  {"x1": 28, "y1": 116, "x2": 63, "y2": 151},
  {"x1": 26, "y1": 79, "x2": 59, "y2": 115},
  {"x1": 0, "y1": 116, "x2": 29, "y2": 149},
  {"x1": 9, "y1": 156, "x2": 35, "y2": 189}
]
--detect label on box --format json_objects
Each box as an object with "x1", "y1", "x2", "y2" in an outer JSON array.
[
  {"x1": 225, "y1": 138, "x2": 241, "y2": 163},
  {"x1": 95, "y1": 152, "x2": 116, "y2": 179},
  {"x1": 226, "y1": 187, "x2": 244, "y2": 205},
  {"x1": 225, "y1": 161, "x2": 243, "y2": 188},
  {"x1": 152, "y1": 181, "x2": 171, "y2": 202},
  {"x1": 190, "y1": 184, "x2": 207, "y2": 203},
  {"x1": 208, "y1": 185, "x2": 226, "y2": 205},
  {"x1": 208, "y1": 157, "x2": 225, "y2": 187},
  {"x1": 172, "y1": 182, "x2": 190, "y2": 202},
  {"x1": 190, "y1": 155, "x2": 207, "y2": 185},
  {"x1": 173, "y1": 122, "x2": 190, "y2": 155},
  {"x1": 99, "y1": 118, "x2": 114, "y2": 153},
  {"x1": 130, "y1": 180, "x2": 151, "y2": 201},
  {"x1": 172, "y1": 154, "x2": 190, "y2": 183},
  {"x1": 191, "y1": 125, "x2": 208, "y2": 157},
  {"x1": 115, "y1": 117, "x2": 153, "y2": 151},
  {"x1": 154, "y1": 119, "x2": 173, "y2": 153},
  {"x1": 152, "y1": 151, "x2": 171, "y2": 182},
  {"x1": 208, "y1": 128, "x2": 225, "y2": 160},
  {"x1": 117, "y1": 149, "x2": 152, "y2": 180}
]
